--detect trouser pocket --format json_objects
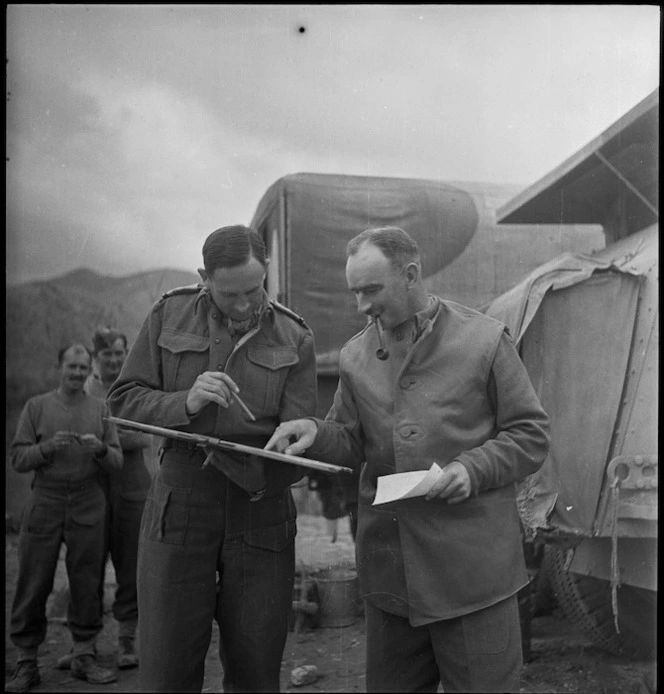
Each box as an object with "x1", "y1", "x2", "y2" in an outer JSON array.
[{"x1": 143, "y1": 479, "x2": 191, "y2": 545}]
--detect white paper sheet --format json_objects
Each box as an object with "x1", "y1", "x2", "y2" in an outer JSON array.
[{"x1": 372, "y1": 462, "x2": 443, "y2": 505}]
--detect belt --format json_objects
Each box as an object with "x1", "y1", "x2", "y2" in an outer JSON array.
[
  {"x1": 162, "y1": 438, "x2": 202, "y2": 452},
  {"x1": 33, "y1": 476, "x2": 102, "y2": 492}
]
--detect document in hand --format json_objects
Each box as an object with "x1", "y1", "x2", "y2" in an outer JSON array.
[{"x1": 372, "y1": 462, "x2": 443, "y2": 505}]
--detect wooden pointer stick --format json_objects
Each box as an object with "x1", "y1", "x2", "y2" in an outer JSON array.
[{"x1": 106, "y1": 416, "x2": 352, "y2": 475}]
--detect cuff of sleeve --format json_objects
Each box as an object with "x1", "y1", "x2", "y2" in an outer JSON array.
[
  {"x1": 95, "y1": 443, "x2": 109, "y2": 459},
  {"x1": 456, "y1": 456, "x2": 480, "y2": 497}
]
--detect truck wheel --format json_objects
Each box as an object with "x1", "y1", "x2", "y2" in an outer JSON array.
[{"x1": 544, "y1": 545, "x2": 656, "y2": 659}]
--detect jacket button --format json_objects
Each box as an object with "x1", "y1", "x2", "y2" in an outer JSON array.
[
  {"x1": 399, "y1": 376, "x2": 415, "y2": 389},
  {"x1": 395, "y1": 330, "x2": 404, "y2": 341},
  {"x1": 215, "y1": 338, "x2": 221, "y2": 344},
  {"x1": 399, "y1": 425, "x2": 421, "y2": 439},
  {"x1": 212, "y1": 313, "x2": 217, "y2": 319},
  {"x1": 217, "y1": 365, "x2": 223, "y2": 370}
]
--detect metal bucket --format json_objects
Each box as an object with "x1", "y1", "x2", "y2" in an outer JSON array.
[{"x1": 314, "y1": 568, "x2": 359, "y2": 628}]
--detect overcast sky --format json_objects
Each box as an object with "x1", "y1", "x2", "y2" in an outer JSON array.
[{"x1": 6, "y1": 4, "x2": 660, "y2": 284}]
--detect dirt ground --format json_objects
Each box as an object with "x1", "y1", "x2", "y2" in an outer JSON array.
[{"x1": 5, "y1": 514, "x2": 656, "y2": 693}]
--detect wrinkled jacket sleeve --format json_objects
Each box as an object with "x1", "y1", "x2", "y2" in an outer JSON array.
[
  {"x1": 107, "y1": 301, "x2": 192, "y2": 427},
  {"x1": 306, "y1": 368, "x2": 365, "y2": 469},
  {"x1": 456, "y1": 330, "x2": 550, "y2": 494},
  {"x1": 279, "y1": 330, "x2": 318, "y2": 422},
  {"x1": 97, "y1": 405, "x2": 123, "y2": 473},
  {"x1": 266, "y1": 328, "x2": 318, "y2": 490},
  {"x1": 117, "y1": 428, "x2": 152, "y2": 452},
  {"x1": 10, "y1": 400, "x2": 51, "y2": 473}
]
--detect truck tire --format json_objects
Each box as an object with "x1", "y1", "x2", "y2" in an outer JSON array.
[{"x1": 544, "y1": 545, "x2": 656, "y2": 659}]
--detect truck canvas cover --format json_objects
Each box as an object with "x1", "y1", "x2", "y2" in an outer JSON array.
[
  {"x1": 251, "y1": 174, "x2": 484, "y2": 372},
  {"x1": 250, "y1": 173, "x2": 602, "y2": 373},
  {"x1": 487, "y1": 247, "x2": 645, "y2": 536},
  {"x1": 487, "y1": 88, "x2": 658, "y2": 538}
]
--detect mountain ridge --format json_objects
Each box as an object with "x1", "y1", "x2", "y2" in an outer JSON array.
[{"x1": 6, "y1": 266, "x2": 200, "y2": 409}]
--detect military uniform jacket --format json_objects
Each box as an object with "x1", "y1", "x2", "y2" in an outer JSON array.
[
  {"x1": 307, "y1": 297, "x2": 550, "y2": 626},
  {"x1": 86, "y1": 374, "x2": 154, "y2": 502},
  {"x1": 107, "y1": 285, "x2": 317, "y2": 517}
]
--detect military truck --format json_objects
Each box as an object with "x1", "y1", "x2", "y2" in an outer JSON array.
[
  {"x1": 486, "y1": 89, "x2": 658, "y2": 658},
  {"x1": 249, "y1": 172, "x2": 603, "y2": 418}
]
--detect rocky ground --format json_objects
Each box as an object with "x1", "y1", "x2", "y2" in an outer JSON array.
[{"x1": 5, "y1": 514, "x2": 656, "y2": 693}]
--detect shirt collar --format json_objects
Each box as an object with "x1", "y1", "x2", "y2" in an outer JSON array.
[
  {"x1": 197, "y1": 288, "x2": 271, "y2": 334},
  {"x1": 413, "y1": 295, "x2": 440, "y2": 339}
]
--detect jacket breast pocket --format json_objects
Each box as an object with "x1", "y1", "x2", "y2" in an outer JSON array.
[
  {"x1": 143, "y1": 479, "x2": 191, "y2": 545},
  {"x1": 158, "y1": 329, "x2": 209, "y2": 391},
  {"x1": 245, "y1": 345, "x2": 299, "y2": 413}
]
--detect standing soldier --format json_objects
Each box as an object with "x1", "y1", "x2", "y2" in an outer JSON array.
[
  {"x1": 107, "y1": 225, "x2": 317, "y2": 692},
  {"x1": 56, "y1": 327, "x2": 153, "y2": 672},
  {"x1": 6, "y1": 344, "x2": 122, "y2": 693}
]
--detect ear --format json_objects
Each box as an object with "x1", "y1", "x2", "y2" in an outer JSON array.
[
  {"x1": 404, "y1": 261, "x2": 420, "y2": 288},
  {"x1": 197, "y1": 268, "x2": 208, "y2": 284}
]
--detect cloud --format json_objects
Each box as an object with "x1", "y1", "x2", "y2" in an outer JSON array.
[{"x1": 6, "y1": 4, "x2": 660, "y2": 284}]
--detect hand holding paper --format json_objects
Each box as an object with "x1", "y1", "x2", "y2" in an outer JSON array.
[
  {"x1": 373, "y1": 460, "x2": 472, "y2": 505},
  {"x1": 373, "y1": 462, "x2": 444, "y2": 505}
]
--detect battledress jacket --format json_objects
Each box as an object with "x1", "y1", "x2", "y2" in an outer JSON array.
[
  {"x1": 306, "y1": 297, "x2": 550, "y2": 626},
  {"x1": 86, "y1": 374, "x2": 153, "y2": 502},
  {"x1": 107, "y1": 285, "x2": 317, "y2": 537}
]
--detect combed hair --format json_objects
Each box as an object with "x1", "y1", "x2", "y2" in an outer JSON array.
[
  {"x1": 203, "y1": 225, "x2": 267, "y2": 272},
  {"x1": 58, "y1": 343, "x2": 92, "y2": 366},
  {"x1": 346, "y1": 226, "x2": 420, "y2": 271},
  {"x1": 92, "y1": 327, "x2": 128, "y2": 355}
]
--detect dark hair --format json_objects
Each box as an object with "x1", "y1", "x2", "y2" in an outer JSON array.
[
  {"x1": 92, "y1": 327, "x2": 128, "y2": 355},
  {"x1": 346, "y1": 226, "x2": 420, "y2": 271},
  {"x1": 202, "y1": 225, "x2": 267, "y2": 273},
  {"x1": 58, "y1": 343, "x2": 92, "y2": 366}
]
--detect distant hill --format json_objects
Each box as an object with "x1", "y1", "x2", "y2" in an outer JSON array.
[{"x1": 6, "y1": 267, "x2": 200, "y2": 408}]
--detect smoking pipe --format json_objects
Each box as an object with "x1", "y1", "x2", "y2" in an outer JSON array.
[{"x1": 373, "y1": 316, "x2": 390, "y2": 360}]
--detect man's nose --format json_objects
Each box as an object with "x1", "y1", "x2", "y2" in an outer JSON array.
[{"x1": 356, "y1": 296, "x2": 372, "y2": 315}]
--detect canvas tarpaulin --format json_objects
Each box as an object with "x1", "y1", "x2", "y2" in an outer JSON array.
[
  {"x1": 251, "y1": 173, "x2": 480, "y2": 373},
  {"x1": 486, "y1": 253, "x2": 643, "y2": 536}
]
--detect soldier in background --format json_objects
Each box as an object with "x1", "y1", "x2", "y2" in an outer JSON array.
[
  {"x1": 56, "y1": 328, "x2": 153, "y2": 671},
  {"x1": 6, "y1": 344, "x2": 122, "y2": 693}
]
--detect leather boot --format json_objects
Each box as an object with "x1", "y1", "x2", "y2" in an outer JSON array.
[
  {"x1": 70, "y1": 654, "x2": 117, "y2": 684},
  {"x1": 6, "y1": 661, "x2": 41, "y2": 693},
  {"x1": 117, "y1": 635, "x2": 139, "y2": 669}
]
